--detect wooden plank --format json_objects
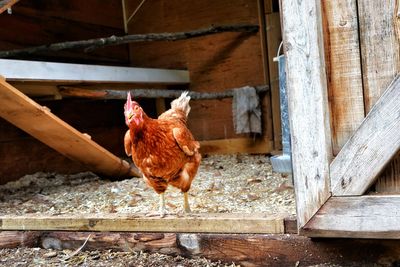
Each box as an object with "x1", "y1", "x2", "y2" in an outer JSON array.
[
  {"x1": 0, "y1": 59, "x2": 189, "y2": 84},
  {"x1": 0, "y1": 213, "x2": 285, "y2": 234},
  {"x1": 322, "y1": 0, "x2": 365, "y2": 155},
  {"x1": 280, "y1": 0, "x2": 332, "y2": 227},
  {"x1": 266, "y1": 13, "x2": 282, "y2": 150},
  {"x1": 359, "y1": 0, "x2": 400, "y2": 111},
  {"x1": 257, "y1": 0, "x2": 270, "y2": 84},
  {"x1": 0, "y1": 79, "x2": 138, "y2": 178},
  {"x1": 264, "y1": 0, "x2": 273, "y2": 14},
  {"x1": 331, "y1": 75, "x2": 400, "y2": 196},
  {"x1": 264, "y1": 0, "x2": 280, "y2": 14},
  {"x1": 358, "y1": 1, "x2": 400, "y2": 193},
  {"x1": 303, "y1": 195, "x2": 400, "y2": 239},
  {"x1": 0, "y1": 0, "x2": 19, "y2": 14},
  {"x1": 199, "y1": 137, "x2": 273, "y2": 155},
  {"x1": 4, "y1": 231, "x2": 400, "y2": 266},
  {"x1": 257, "y1": 0, "x2": 274, "y2": 149}
]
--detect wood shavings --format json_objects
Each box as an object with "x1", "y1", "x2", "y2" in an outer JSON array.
[
  {"x1": 0, "y1": 154, "x2": 296, "y2": 216},
  {"x1": 0, "y1": 248, "x2": 238, "y2": 266}
]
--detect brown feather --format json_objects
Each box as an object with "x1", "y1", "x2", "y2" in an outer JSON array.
[{"x1": 128, "y1": 106, "x2": 201, "y2": 195}]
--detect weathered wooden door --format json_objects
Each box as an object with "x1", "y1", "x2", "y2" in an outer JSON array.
[{"x1": 281, "y1": 0, "x2": 400, "y2": 238}]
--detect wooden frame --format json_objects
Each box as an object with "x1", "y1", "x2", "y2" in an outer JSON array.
[{"x1": 281, "y1": 0, "x2": 400, "y2": 238}]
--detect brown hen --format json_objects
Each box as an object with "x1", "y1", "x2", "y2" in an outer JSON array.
[{"x1": 124, "y1": 92, "x2": 201, "y2": 216}]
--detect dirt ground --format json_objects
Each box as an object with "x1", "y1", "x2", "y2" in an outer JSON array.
[{"x1": 0, "y1": 154, "x2": 296, "y2": 266}]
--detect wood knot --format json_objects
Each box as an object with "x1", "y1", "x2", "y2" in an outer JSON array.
[{"x1": 88, "y1": 219, "x2": 99, "y2": 228}]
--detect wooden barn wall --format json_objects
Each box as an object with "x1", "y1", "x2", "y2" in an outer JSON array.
[
  {"x1": 0, "y1": 0, "x2": 129, "y2": 65},
  {"x1": 322, "y1": 0, "x2": 400, "y2": 192},
  {"x1": 0, "y1": 0, "x2": 133, "y2": 184},
  {"x1": 124, "y1": 0, "x2": 279, "y2": 144}
]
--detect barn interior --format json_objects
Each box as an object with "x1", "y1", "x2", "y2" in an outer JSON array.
[
  {"x1": 0, "y1": 0, "x2": 282, "y2": 180},
  {"x1": 0, "y1": 0, "x2": 295, "y2": 218},
  {"x1": 1, "y1": 0, "x2": 400, "y2": 266}
]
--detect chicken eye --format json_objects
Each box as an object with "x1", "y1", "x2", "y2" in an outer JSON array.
[{"x1": 134, "y1": 106, "x2": 139, "y2": 111}]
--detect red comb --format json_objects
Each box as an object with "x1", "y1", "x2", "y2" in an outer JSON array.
[{"x1": 125, "y1": 91, "x2": 132, "y2": 110}]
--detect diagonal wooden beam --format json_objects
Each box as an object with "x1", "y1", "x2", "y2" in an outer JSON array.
[
  {"x1": 280, "y1": 0, "x2": 332, "y2": 228},
  {"x1": 0, "y1": 77, "x2": 140, "y2": 178},
  {"x1": 0, "y1": 0, "x2": 20, "y2": 14},
  {"x1": 331, "y1": 75, "x2": 400, "y2": 195}
]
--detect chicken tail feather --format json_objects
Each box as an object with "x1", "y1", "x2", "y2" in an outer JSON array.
[{"x1": 171, "y1": 91, "x2": 191, "y2": 117}]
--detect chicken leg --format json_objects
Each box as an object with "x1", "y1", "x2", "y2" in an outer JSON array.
[
  {"x1": 183, "y1": 192, "x2": 191, "y2": 213},
  {"x1": 159, "y1": 193, "x2": 166, "y2": 217}
]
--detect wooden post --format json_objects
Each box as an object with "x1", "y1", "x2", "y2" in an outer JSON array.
[
  {"x1": 266, "y1": 12, "x2": 283, "y2": 151},
  {"x1": 257, "y1": 0, "x2": 275, "y2": 150},
  {"x1": 280, "y1": 0, "x2": 332, "y2": 228}
]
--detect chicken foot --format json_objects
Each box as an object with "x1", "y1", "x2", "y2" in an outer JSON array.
[{"x1": 144, "y1": 193, "x2": 170, "y2": 218}]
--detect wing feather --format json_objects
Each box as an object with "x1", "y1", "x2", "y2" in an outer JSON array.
[
  {"x1": 124, "y1": 130, "x2": 132, "y2": 156},
  {"x1": 172, "y1": 127, "x2": 200, "y2": 156}
]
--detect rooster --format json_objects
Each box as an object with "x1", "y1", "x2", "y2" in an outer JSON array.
[{"x1": 124, "y1": 92, "x2": 201, "y2": 216}]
